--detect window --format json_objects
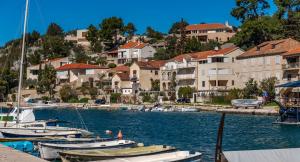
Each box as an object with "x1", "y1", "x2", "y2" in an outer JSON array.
[
  {"x1": 275, "y1": 56, "x2": 281, "y2": 64},
  {"x1": 202, "y1": 81, "x2": 205, "y2": 87},
  {"x1": 155, "y1": 71, "x2": 158, "y2": 75},
  {"x1": 232, "y1": 80, "x2": 234, "y2": 86},
  {"x1": 276, "y1": 73, "x2": 280, "y2": 80},
  {"x1": 266, "y1": 57, "x2": 271, "y2": 65},
  {"x1": 288, "y1": 74, "x2": 292, "y2": 81},
  {"x1": 232, "y1": 57, "x2": 235, "y2": 63}
]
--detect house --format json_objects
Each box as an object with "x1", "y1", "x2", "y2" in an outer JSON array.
[
  {"x1": 118, "y1": 41, "x2": 156, "y2": 64},
  {"x1": 65, "y1": 29, "x2": 91, "y2": 48},
  {"x1": 27, "y1": 57, "x2": 69, "y2": 80},
  {"x1": 56, "y1": 63, "x2": 109, "y2": 87},
  {"x1": 236, "y1": 38, "x2": 300, "y2": 87},
  {"x1": 111, "y1": 73, "x2": 132, "y2": 95},
  {"x1": 282, "y1": 47, "x2": 300, "y2": 82},
  {"x1": 185, "y1": 22, "x2": 235, "y2": 43},
  {"x1": 130, "y1": 60, "x2": 166, "y2": 93},
  {"x1": 99, "y1": 50, "x2": 118, "y2": 65}
]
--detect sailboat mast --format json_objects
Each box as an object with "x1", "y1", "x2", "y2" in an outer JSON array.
[{"x1": 17, "y1": 0, "x2": 29, "y2": 124}]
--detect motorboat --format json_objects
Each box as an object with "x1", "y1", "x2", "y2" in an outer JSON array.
[
  {"x1": 38, "y1": 140, "x2": 136, "y2": 160},
  {"x1": 181, "y1": 107, "x2": 198, "y2": 112},
  {"x1": 231, "y1": 99, "x2": 263, "y2": 109},
  {"x1": 93, "y1": 151, "x2": 202, "y2": 162},
  {"x1": 59, "y1": 145, "x2": 176, "y2": 162}
]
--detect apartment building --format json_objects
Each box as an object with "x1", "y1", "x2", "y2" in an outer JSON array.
[
  {"x1": 56, "y1": 63, "x2": 108, "y2": 87},
  {"x1": 196, "y1": 47, "x2": 244, "y2": 100},
  {"x1": 65, "y1": 29, "x2": 91, "y2": 48},
  {"x1": 185, "y1": 22, "x2": 235, "y2": 43},
  {"x1": 160, "y1": 56, "x2": 199, "y2": 94},
  {"x1": 236, "y1": 38, "x2": 300, "y2": 87},
  {"x1": 27, "y1": 57, "x2": 69, "y2": 80},
  {"x1": 118, "y1": 41, "x2": 156, "y2": 64},
  {"x1": 130, "y1": 60, "x2": 166, "y2": 93}
]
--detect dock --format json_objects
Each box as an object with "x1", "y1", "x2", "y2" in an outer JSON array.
[{"x1": 0, "y1": 144, "x2": 46, "y2": 162}]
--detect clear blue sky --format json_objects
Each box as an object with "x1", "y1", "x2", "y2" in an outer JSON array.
[{"x1": 0, "y1": 0, "x2": 275, "y2": 47}]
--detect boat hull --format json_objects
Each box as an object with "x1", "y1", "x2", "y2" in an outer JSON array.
[
  {"x1": 39, "y1": 140, "x2": 136, "y2": 160},
  {"x1": 0, "y1": 129, "x2": 82, "y2": 138}
]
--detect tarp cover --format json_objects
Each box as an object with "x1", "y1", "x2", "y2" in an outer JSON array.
[
  {"x1": 276, "y1": 80, "x2": 300, "y2": 88},
  {"x1": 223, "y1": 148, "x2": 300, "y2": 162}
]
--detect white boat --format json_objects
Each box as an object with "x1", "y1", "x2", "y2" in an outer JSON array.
[
  {"x1": 0, "y1": 107, "x2": 35, "y2": 127},
  {"x1": 38, "y1": 140, "x2": 136, "y2": 160},
  {"x1": 181, "y1": 107, "x2": 198, "y2": 112},
  {"x1": 95, "y1": 151, "x2": 202, "y2": 162}
]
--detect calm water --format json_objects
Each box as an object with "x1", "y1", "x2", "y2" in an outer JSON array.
[{"x1": 34, "y1": 109, "x2": 300, "y2": 162}]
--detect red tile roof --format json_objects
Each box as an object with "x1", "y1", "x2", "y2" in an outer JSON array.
[
  {"x1": 120, "y1": 41, "x2": 147, "y2": 49},
  {"x1": 56, "y1": 63, "x2": 105, "y2": 71},
  {"x1": 185, "y1": 23, "x2": 231, "y2": 31},
  {"x1": 115, "y1": 73, "x2": 130, "y2": 81},
  {"x1": 283, "y1": 47, "x2": 300, "y2": 57},
  {"x1": 172, "y1": 46, "x2": 238, "y2": 62},
  {"x1": 111, "y1": 65, "x2": 130, "y2": 73},
  {"x1": 237, "y1": 38, "x2": 300, "y2": 59},
  {"x1": 136, "y1": 60, "x2": 166, "y2": 70}
]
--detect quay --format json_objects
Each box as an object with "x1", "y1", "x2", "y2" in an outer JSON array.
[{"x1": 0, "y1": 144, "x2": 46, "y2": 162}]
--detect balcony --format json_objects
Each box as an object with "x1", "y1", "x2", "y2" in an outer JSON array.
[
  {"x1": 176, "y1": 74, "x2": 196, "y2": 80},
  {"x1": 282, "y1": 63, "x2": 300, "y2": 70},
  {"x1": 177, "y1": 64, "x2": 196, "y2": 69}
]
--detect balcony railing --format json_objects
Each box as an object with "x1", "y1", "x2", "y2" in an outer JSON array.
[
  {"x1": 176, "y1": 74, "x2": 196, "y2": 80},
  {"x1": 282, "y1": 63, "x2": 300, "y2": 70}
]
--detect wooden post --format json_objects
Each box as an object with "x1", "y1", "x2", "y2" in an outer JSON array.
[{"x1": 215, "y1": 113, "x2": 226, "y2": 162}]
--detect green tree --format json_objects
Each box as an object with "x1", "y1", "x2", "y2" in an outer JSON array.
[
  {"x1": 108, "y1": 63, "x2": 117, "y2": 68},
  {"x1": 169, "y1": 20, "x2": 189, "y2": 34},
  {"x1": 274, "y1": 0, "x2": 300, "y2": 19},
  {"x1": 243, "y1": 78, "x2": 259, "y2": 98},
  {"x1": 125, "y1": 22, "x2": 137, "y2": 39},
  {"x1": 185, "y1": 37, "x2": 202, "y2": 53},
  {"x1": 178, "y1": 86, "x2": 194, "y2": 98},
  {"x1": 153, "y1": 48, "x2": 171, "y2": 60},
  {"x1": 259, "y1": 77, "x2": 278, "y2": 101},
  {"x1": 28, "y1": 50, "x2": 42, "y2": 65},
  {"x1": 145, "y1": 27, "x2": 164, "y2": 42},
  {"x1": 73, "y1": 45, "x2": 89, "y2": 63},
  {"x1": 37, "y1": 65, "x2": 57, "y2": 98},
  {"x1": 86, "y1": 25, "x2": 102, "y2": 53},
  {"x1": 231, "y1": 0, "x2": 270, "y2": 22},
  {"x1": 99, "y1": 17, "x2": 124, "y2": 50},
  {"x1": 231, "y1": 16, "x2": 284, "y2": 49},
  {"x1": 284, "y1": 11, "x2": 300, "y2": 41},
  {"x1": 42, "y1": 35, "x2": 72, "y2": 58},
  {"x1": 59, "y1": 84, "x2": 78, "y2": 102},
  {"x1": 46, "y1": 23, "x2": 64, "y2": 37},
  {"x1": 110, "y1": 93, "x2": 121, "y2": 103},
  {"x1": 151, "y1": 79, "x2": 160, "y2": 91}
]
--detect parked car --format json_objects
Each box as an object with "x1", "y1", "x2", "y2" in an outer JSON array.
[
  {"x1": 177, "y1": 98, "x2": 191, "y2": 103},
  {"x1": 95, "y1": 99, "x2": 106, "y2": 104},
  {"x1": 231, "y1": 99, "x2": 263, "y2": 109}
]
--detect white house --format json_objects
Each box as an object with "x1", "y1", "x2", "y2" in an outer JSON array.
[{"x1": 118, "y1": 41, "x2": 156, "y2": 64}]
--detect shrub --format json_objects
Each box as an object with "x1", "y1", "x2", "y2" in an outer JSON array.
[
  {"x1": 110, "y1": 93, "x2": 121, "y2": 103},
  {"x1": 60, "y1": 85, "x2": 78, "y2": 102},
  {"x1": 108, "y1": 63, "x2": 117, "y2": 68},
  {"x1": 79, "y1": 98, "x2": 89, "y2": 103}
]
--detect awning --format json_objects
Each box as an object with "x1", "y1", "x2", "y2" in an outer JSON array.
[
  {"x1": 223, "y1": 148, "x2": 300, "y2": 162},
  {"x1": 276, "y1": 81, "x2": 300, "y2": 88}
]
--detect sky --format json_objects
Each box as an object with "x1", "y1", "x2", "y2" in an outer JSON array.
[{"x1": 0, "y1": 0, "x2": 276, "y2": 47}]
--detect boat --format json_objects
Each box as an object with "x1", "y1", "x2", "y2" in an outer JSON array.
[
  {"x1": 272, "y1": 80, "x2": 300, "y2": 125},
  {"x1": 181, "y1": 107, "x2": 198, "y2": 112},
  {"x1": 38, "y1": 140, "x2": 136, "y2": 160},
  {"x1": 231, "y1": 99, "x2": 263, "y2": 109},
  {"x1": 93, "y1": 151, "x2": 202, "y2": 162},
  {"x1": 58, "y1": 145, "x2": 176, "y2": 162},
  {"x1": 0, "y1": 0, "x2": 92, "y2": 139}
]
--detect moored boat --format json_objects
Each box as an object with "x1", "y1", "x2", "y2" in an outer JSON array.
[
  {"x1": 92, "y1": 151, "x2": 202, "y2": 162},
  {"x1": 39, "y1": 139, "x2": 136, "y2": 160},
  {"x1": 59, "y1": 145, "x2": 176, "y2": 162}
]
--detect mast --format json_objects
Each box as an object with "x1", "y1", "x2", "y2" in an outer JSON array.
[{"x1": 16, "y1": 0, "x2": 29, "y2": 124}]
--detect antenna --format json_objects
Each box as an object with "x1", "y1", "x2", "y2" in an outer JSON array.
[{"x1": 17, "y1": 0, "x2": 30, "y2": 124}]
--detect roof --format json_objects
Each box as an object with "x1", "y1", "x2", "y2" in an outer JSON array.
[
  {"x1": 223, "y1": 148, "x2": 300, "y2": 162},
  {"x1": 185, "y1": 23, "x2": 231, "y2": 31},
  {"x1": 115, "y1": 73, "x2": 130, "y2": 81},
  {"x1": 136, "y1": 60, "x2": 166, "y2": 70},
  {"x1": 56, "y1": 63, "x2": 105, "y2": 71},
  {"x1": 111, "y1": 65, "x2": 130, "y2": 73},
  {"x1": 283, "y1": 47, "x2": 300, "y2": 57},
  {"x1": 172, "y1": 46, "x2": 238, "y2": 62},
  {"x1": 237, "y1": 38, "x2": 300, "y2": 59},
  {"x1": 120, "y1": 41, "x2": 147, "y2": 49}
]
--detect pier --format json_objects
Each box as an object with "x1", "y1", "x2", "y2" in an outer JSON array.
[{"x1": 0, "y1": 144, "x2": 46, "y2": 162}]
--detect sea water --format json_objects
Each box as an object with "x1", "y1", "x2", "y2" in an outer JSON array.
[{"x1": 34, "y1": 109, "x2": 300, "y2": 162}]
